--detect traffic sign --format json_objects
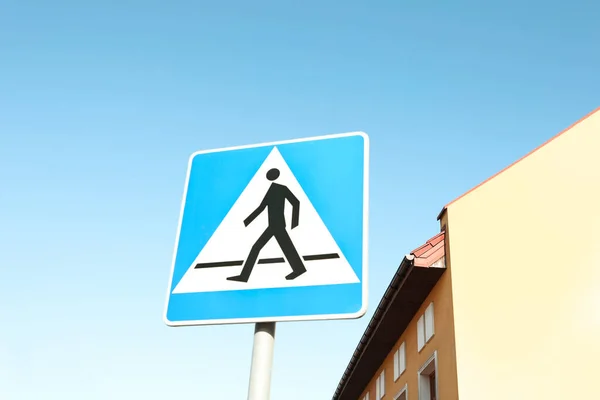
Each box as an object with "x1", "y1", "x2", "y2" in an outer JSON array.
[{"x1": 163, "y1": 132, "x2": 369, "y2": 326}]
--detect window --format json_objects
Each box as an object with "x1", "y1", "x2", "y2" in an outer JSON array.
[
  {"x1": 393, "y1": 384, "x2": 408, "y2": 400},
  {"x1": 417, "y1": 315, "x2": 425, "y2": 351},
  {"x1": 418, "y1": 351, "x2": 438, "y2": 400},
  {"x1": 429, "y1": 371, "x2": 436, "y2": 400},
  {"x1": 375, "y1": 370, "x2": 385, "y2": 399},
  {"x1": 393, "y1": 342, "x2": 406, "y2": 380},
  {"x1": 417, "y1": 302, "x2": 435, "y2": 352},
  {"x1": 363, "y1": 392, "x2": 370, "y2": 400},
  {"x1": 424, "y1": 302, "x2": 435, "y2": 341}
]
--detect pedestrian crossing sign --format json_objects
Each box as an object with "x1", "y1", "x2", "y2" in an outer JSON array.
[{"x1": 163, "y1": 132, "x2": 369, "y2": 326}]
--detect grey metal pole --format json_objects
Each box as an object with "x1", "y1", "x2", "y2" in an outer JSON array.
[{"x1": 247, "y1": 322, "x2": 276, "y2": 400}]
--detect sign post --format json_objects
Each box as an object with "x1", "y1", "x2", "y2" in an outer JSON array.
[
  {"x1": 247, "y1": 322, "x2": 276, "y2": 400},
  {"x1": 163, "y1": 132, "x2": 369, "y2": 397}
]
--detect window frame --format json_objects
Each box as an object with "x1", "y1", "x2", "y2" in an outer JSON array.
[
  {"x1": 417, "y1": 350, "x2": 438, "y2": 400},
  {"x1": 393, "y1": 341, "x2": 406, "y2": 381},
  {"x1": 393, "y1": 383, "x2": 408, "y2": 400},
  {"x1": 417, "y1": 302, "x2": 435, "y2": 352},
  {"x1": 424, "y1": 302, "x2": 435, "y2": 342},
  {"x1": 375, "y1": 369, "x2": 385, "y2": 399}
]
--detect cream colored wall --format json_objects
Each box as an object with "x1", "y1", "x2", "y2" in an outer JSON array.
[
  {"x1": 359, "y1": 266, "x2": 459, "y2": 400},
  {"x1": 446, "y1": 110, "x2": 600, "y2": 400}
]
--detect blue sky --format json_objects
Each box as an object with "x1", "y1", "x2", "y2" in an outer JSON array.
[{"x1": 0, "y1": 0, "x2": 598, "y2": 399}]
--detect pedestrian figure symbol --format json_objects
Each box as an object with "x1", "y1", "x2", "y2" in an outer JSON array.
[
  {"x1": 227, "y1": 168, "x2": 307, "y2": 282},
  {"x1": 170, "y1": 145, "x2": 361, "y2": 295}
]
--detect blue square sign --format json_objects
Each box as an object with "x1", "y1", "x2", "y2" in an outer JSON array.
[{"x1": 163, "y1": 132, "x2": 369, "y2": 326}]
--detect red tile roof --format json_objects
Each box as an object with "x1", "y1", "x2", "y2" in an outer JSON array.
[
  {"x1": 437, "y1": 106, "x2": 600, "y2": 220},
  {"x1": 411, "y1": 231, "x2": 445, "y2": 267}
]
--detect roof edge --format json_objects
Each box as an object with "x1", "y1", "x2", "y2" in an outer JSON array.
[
  {"x1": 436, "y1": 206, "x2": 447, "y2": 221},
  {"x1": 436, "y1": 106, "x2": 600, "y2": 220},
  {"x1": 332, "y1": 255, "x2": 414, "y2": 399}
]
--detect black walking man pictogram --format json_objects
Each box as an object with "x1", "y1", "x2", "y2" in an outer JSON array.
[{"x1": 226, "y1": 168, "x2": 307, "y2": 283}]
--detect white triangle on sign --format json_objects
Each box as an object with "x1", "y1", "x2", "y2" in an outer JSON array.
[{"x1": 172, "y1": 146, "x2": 360, "y2": 294}]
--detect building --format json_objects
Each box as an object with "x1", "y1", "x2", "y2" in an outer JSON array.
[{"x1": 332, "y1": 107, "x2": 600, "y2": 400}]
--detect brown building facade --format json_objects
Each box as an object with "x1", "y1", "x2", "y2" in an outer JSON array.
[{"x1": 332, "y1": 233, "x2": 458, "y2": 400}]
